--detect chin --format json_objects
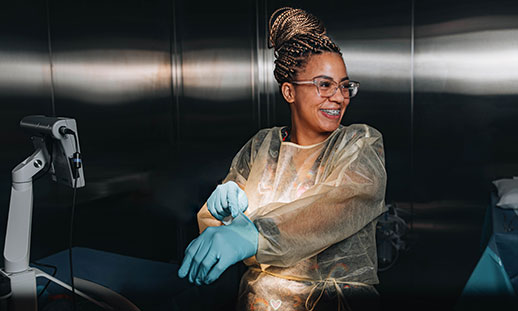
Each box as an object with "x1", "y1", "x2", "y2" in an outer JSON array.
[
  {"x1": 316, "y1": 113, "x2": 344, "y2": 133},
  {"x1": 319, "y1": 122, "x2": 341, "y2": 133}
]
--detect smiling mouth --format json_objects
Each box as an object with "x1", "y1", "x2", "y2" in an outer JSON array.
[{"x1": 320, "y1": 109, "x2": 340, "y2": 116}]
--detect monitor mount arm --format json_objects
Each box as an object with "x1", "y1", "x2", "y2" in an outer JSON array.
[
  {"x1": 0, "y1": 116, "x2": 115, "y2": 311},
  {"x1": 4, "y1": 137, "x2": 49, "y2": 274}
]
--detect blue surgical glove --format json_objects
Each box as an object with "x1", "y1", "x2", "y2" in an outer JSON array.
[
  {"x1": 178, "y1": 212, "x2": 258, "y2": 285},
  {"x1": 207, "y1": 181, "x2": 248, "y2": 221}
]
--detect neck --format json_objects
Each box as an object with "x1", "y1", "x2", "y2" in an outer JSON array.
[{"x1": 290, "y1": 124, "x2": 331, "y2": 146}]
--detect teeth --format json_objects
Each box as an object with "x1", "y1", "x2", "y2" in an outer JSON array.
[{"x1": 321, "y1": 109, "x2": 340, "y2": 116}]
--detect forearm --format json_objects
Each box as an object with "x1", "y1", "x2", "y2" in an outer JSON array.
[
  {"x1": 254, "y1": 184, "x2": 385, "y2": 266},
  {"x1": 197, "y1": 202, "x2": 223, "y2": 233},
  {"x1": 254, "y1": 140, "x2": 387, "y2": 267}
]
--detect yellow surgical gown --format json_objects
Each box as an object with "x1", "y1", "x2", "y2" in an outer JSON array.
[{"x1": 198, "y1": 124, "x2": 387, "y2": 311}]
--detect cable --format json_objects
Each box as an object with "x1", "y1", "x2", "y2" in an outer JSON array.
[
  {"x1": 377, "y1": 203, "x2": 409, "y2": 272},
  {"x1": 69, "y1": 131, "x2": 79, "y2": 153},
  {"x1": 378, "y1": 243, "x2": 400, "y2": 272},
  {"x1": 59, "y1": 127, "x2": 82, "y2": 180},
  {"x1": 31, "y1": 261, "x2": 57, "y2": 298},
  {"x1": 69, "y1": 177, "x2": 78, "y2": 311},
  {"x1": 65, "y1": 129, "x2": 80, "y2": 311}
]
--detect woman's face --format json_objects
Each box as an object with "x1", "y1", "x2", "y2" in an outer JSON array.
[{"x1": 284, "y1": 52, "x2": 349, "y2": 138}]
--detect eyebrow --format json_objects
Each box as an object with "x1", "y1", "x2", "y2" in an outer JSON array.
[{"x1": 314, "y1": 75, "x2": 350, "y2": 82}]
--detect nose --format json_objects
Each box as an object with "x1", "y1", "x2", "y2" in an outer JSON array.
[{"x1": 329, "y1": 86, "x2": 346, "y2": 103}]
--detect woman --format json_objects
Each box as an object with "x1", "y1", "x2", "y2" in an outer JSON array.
[{"x1": 179, "y1": 7, "x2": 386, "y2": 311}]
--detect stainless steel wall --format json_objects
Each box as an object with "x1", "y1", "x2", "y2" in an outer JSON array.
[
  {"x1": 413, "y1": 0, "x2": 518, "y2": 201},
  {"x1": 0, "y1": 0, "x2": 517, "y2": 263},
  {"x1": 176, "y1": 1, "x2": 258, "y2": 143}
]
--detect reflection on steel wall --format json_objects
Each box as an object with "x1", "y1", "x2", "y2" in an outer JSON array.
[
  {"x1": 0, "y1": 0, "x2": 517, "y2": 261},
  {"x1": 175, "y1": 0, "x2": 259, "y2": 143},
  {"x1": 0, "y1": 1, "x2": 52, "y2": 155},
  {"x1": 415, "y1": 15, "x2": 518, "y2": 96},
  {"x1": 413, "y1": 0, "x2": 518, "y2": 201}
]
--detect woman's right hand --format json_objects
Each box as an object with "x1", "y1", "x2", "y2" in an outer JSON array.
[{"x1": 207, "y1": 181, "x2": 248, "y2": 221}]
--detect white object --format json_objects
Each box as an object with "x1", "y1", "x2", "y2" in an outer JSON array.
[
  {"x1": 222, "y1": 215, "x2": 233, "y2": 225},
  {"x1": 4, "y1": 147, "x2": 46, "y2": 273},
  {"x1": 493, "y1": 178, "x2": 518, "y2": 211}
]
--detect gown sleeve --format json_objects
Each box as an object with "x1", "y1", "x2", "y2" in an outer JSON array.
[{"x1": 253, "y1": 126, "x2": 387, "y2": 267}]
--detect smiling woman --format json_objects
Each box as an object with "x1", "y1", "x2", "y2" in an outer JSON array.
[
  {"x1": 283, "y1": 52, "x2": 351, "y2": 145},
  {"x1": 179, "y1": 7, "x2": 387, "y2": 311}
]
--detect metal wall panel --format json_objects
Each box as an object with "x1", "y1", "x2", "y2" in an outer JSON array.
[
  {"x1": 45, "y1": 0, "x2": 176, "y2": 259},
  {"x1": 175, "y1": 1, "x2": 259, "y2": 144},
  {"x1": 167, "y1": 3, "x2": 262, "y2": 255},
  {"x1": 414, "y1": 0, "x2": 518, "y2": 201}
]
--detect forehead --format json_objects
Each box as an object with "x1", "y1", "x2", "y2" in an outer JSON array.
[{"x1": 299, "y1": 52, "x2": 348, "y2": 80}]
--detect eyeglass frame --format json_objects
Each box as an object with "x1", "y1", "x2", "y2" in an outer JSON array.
[{"x1": 290, "y1": 76, "x2": 360, "y2": 99}]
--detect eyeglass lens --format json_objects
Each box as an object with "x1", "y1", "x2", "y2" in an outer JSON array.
[{"x1": 315, "y1": 79, "x2": 357, "y2": 98}]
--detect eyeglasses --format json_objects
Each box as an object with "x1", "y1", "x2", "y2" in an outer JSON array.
[{"x1": 291, "y1": 77, "x2": 360, "y2": 99}]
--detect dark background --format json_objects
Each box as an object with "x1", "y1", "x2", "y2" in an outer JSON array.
[{"x1": 1, "y1": 0, "x2": 517, "y2": 309}]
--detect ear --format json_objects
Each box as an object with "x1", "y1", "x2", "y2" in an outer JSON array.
[{"x1": 281, "y1": 82, "x2": 296, "y2": 104}]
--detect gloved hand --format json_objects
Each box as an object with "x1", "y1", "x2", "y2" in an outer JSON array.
[
  {"x1": 178, "y1": 212, "x2": 258, "y2": 285},
  {"x1": 207, "y1": 181, "x2": 248, "y2": 221}
]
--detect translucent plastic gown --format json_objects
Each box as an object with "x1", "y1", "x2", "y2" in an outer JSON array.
[{"x1": 197, "y1": 124, "x2": 387, "y2": 311}]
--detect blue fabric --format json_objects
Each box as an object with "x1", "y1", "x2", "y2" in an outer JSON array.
[
  {"x1": 34, "y1": 247, "x2": 186, "y2": 310},
  {"x1": 457, "y1": 241, "x2": 518, "y2": 310},
  {"x1": 456, "y1": 191, "x2": 518, "y2": 310},
  {"x1": 479, "y1": 198, "x2": 494, "y2": 251},
  {"x1": 494, "y1": 233, "x2": 518, "y2": 295},
  {"x1": 462, "y1": 242, "x2": 514, "y2": 297},
  {"x1": 34, "y1": 247, "x2": 244, "y2": 311},
  {"x1": 487, "y1": 191, "x2": 518, "y2": 294},
  {"x1": 178, "y1": 212, "x2": 257, "y2": 285}
]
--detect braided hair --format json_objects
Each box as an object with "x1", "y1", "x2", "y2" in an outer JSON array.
[{"x1": 269, "y1": 7, "x2": 342, "y2": 85}]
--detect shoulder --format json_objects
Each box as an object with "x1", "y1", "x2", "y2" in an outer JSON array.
[
  {"x1": 329, "y1": 124, "x2": 384, "y2": 155},
  {"x1": 235, "y1": 127, "x2": 282, "y2": 159},
  {"x1": 247, "y1": 127, "x2": 282, "y2": 145},
  {"x1": 335, "y1": 124, "x2": 383, "y2": 140}
]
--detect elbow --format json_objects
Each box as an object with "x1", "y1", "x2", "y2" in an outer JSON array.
[
  {"x1": 255, "y1": 235, "x2": 307, "y2": 267},
  {"x1": 256, "y1": 253, "x2": 299, "y2": 268}
]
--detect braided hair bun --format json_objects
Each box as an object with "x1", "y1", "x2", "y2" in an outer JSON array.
[{"x1": 269, "y1": 7, "x2": 341, "y2": 85}]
